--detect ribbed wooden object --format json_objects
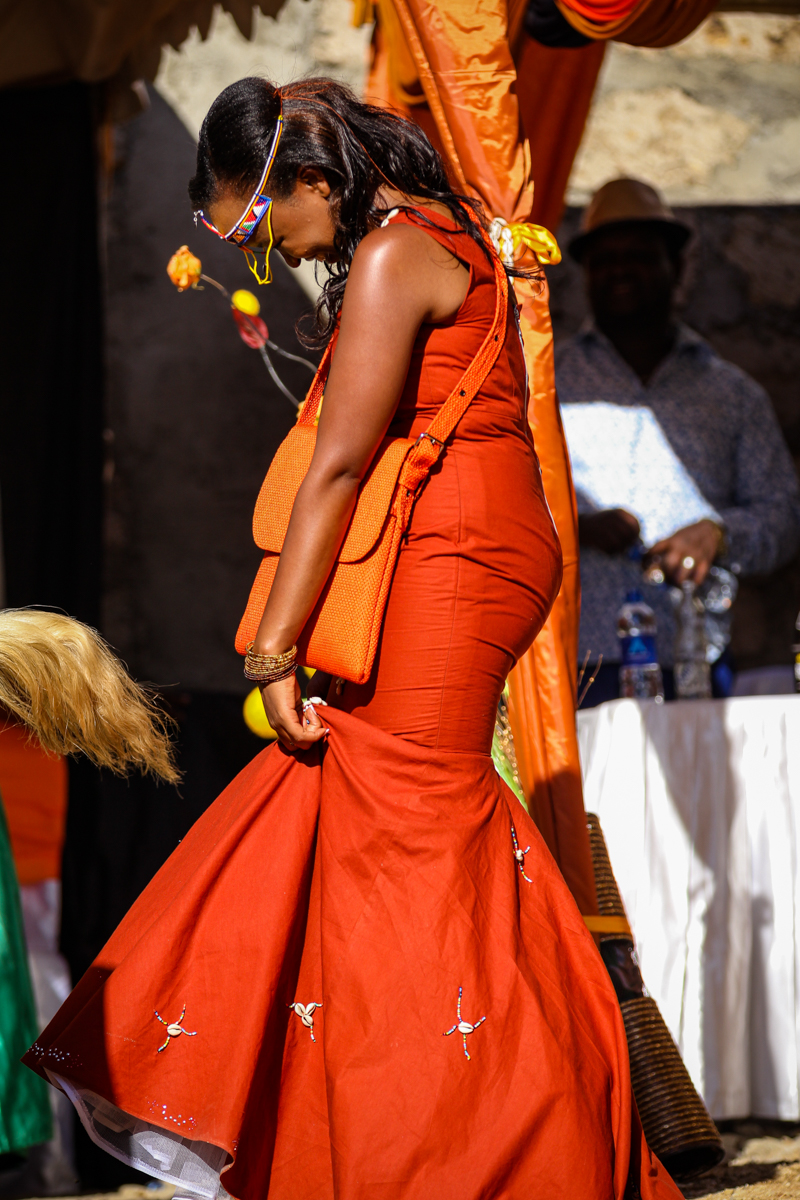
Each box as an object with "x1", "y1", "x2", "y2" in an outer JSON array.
[
  {"x1": 586, "y1": 814, "x2": 724, "y2": 1179},
  {"x1": 586, "y1": 811, "x2": 627, "y2": 921},
  {"x1": 622, "y1": 997, "x2": 724, "y2": 1177}
]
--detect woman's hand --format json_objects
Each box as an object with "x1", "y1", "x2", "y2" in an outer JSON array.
[{"x1": 259, "y1": 673, "x2": 328, "y2": 752}]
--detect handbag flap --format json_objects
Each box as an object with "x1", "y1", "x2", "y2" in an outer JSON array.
[{"x1": 253, "y1": 427, "x2": 415, "y2": 562}]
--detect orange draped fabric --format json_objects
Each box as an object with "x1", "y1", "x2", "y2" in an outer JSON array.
[
  {"x1": 556, "y1": 0, "x2": 717, "y2": 45},
  {"x1": 374, "y1": 0, "x2": 534, "y2": 219},
  {"x1": 365, "y1": 0, "x2": 599, "y2": 916},
  {"x1": 517, "y1": 36, "x2": 606, "y2": 235},
  {"x1": 558, "y1": 0, "x2": 646, "y2": 25},
  {"x1": 0, "y1": 723, "x2": 67, "y2": 886},
  {"x1": 512, "y1": 34, "x2": 604, "y2": 907}
]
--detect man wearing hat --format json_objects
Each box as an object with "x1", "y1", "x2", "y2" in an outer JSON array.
[{"x1": 557, "y1": 178, "x2": 800, "y2": 702}]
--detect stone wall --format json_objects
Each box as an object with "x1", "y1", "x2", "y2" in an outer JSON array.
[{"x1": 568, "y1": 15, "x2": 800, "y2": 208}]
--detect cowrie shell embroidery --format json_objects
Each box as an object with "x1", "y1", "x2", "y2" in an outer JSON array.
[
  {"x1": 289, "y1": 1001, "x2": 322, "y2": 1042},
  {"x1": 510, "y1": 821, "x2": 533, "y2": 884},
  {"x1": 443, "y1": 987, "x2": 486, "y2": 1060},
  {"x1": 154, "y1": 1005, "x2": 197, "y2": 1053}
]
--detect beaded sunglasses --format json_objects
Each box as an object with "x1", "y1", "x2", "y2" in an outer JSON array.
[{"x1": 194, "y1": 112, "x2": 284, "y2": 285}]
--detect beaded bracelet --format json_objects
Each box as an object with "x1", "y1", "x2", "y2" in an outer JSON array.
[
  {"x1": 245, "y1": 661, "x2": 297, "y2": 684},
  {"x1": 244, "y1": 643, "x2": 298, "y2": 683},
  {"x1": 245, "y1": 643, "x2": 296, "y2": 669}
]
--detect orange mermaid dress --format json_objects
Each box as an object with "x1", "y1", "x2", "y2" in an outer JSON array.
[{"x1": 24, "y1": 212, "x2": 681, "y2": 1200}]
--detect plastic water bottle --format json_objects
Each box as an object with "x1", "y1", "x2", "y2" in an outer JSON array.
[
  {"x1": 697, "y1": 564, "x2": 738, "y2": 663},
  {"x1": 674, "y1": 581, "x2": 712, "y2": 699},
  {"x1": 617, "y1": 591, "x2": 665, "y2": 700}
]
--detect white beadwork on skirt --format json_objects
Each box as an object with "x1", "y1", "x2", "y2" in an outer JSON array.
[
  {"x1": 510, "y1": 821, "x2": 533, "y2": 884},
  {"x1": 443, "y1": 987, "x2": 487, "y2": 1061}
]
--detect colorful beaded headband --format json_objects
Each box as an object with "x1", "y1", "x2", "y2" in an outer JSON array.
[{"x1": 194, "y1": 110, "x2": 284, "y2": 283}]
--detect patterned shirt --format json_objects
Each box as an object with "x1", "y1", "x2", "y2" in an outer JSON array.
[{"x1": 556, "y1": 323, "x2": 800, "y2": 666}]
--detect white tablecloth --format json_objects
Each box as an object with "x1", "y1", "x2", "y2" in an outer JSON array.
[{"x1": 577, "y1": 696, "x2": 800, "y2": 1120}]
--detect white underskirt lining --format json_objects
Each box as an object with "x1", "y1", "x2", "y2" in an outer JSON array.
[{"x1": 49, "y1": 1072, "x2": 231, "y2": 1200}]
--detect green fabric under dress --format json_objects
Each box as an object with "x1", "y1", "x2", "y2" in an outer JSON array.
[{"x1": 0, "y1": 796, "x2": 52, "y2": 1155}]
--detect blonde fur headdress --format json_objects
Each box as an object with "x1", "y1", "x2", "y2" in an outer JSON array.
[{"x1": 0, "y1": 609, "x2": 179, "y2": 784}]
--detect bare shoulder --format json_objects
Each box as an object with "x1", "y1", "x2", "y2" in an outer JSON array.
[
  {"x1": 350, "y1": 221, "x2": 442, "y2": 273},
  {"x1": 346, "y1": 222, "x2": 468, "y2": 322}
]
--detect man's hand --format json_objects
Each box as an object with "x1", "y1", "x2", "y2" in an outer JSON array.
[
  {"x1": 646, "y1": 519, "x2": 723, "y2": 586},
  {"x1": 578, "y1": 509, "x2": 641, "y2": 555}
]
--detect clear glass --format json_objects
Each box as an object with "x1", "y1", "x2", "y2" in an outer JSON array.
[
  {"x1": 675, "y1": 658, "x2": 712, "y2": 699},
  {"x1": 696, "y1": 565, "x2": 739, "y2": 664},
  {"x1": 674, "y1": 581, "x2": 712, "y2": 700}
]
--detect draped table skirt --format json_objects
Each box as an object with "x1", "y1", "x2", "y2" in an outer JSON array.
[{"x1": 577, "y1": 696, "x2": 800, "y2": 1120}]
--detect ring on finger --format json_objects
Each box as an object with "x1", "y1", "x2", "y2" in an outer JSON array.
[{"x1": 682, "y1": 555, "x2": 696, "y2": 570}]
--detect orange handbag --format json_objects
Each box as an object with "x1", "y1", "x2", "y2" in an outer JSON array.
[{"x1": 235, "y1": 246, "x2": 509, "y2": 684}]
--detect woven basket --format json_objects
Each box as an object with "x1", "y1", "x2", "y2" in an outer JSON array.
[
  {"x1": 587, "y1": 812, "x2": 628, "y2": 920},
  {"x1": 622, "y1": 997, "x2": 724, "y2": 1177},
  {"x1": 586, "y1": 815, "x2": 724, "y2": 1179}
]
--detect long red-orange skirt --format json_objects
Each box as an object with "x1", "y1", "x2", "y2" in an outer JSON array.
[{"x1": 24, "y1": 211, "x2": 680, "y2": 1199}]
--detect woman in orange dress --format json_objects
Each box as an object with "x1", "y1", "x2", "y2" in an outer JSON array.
[{"x1": 25, "y1": 79, "x2": 681, "y2": 1200}]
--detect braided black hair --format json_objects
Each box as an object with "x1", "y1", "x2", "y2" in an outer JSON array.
[{"x1": 190, "y1": 77, "x2": 532, "y2": 343}]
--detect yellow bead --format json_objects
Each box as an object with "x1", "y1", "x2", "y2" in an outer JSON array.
[
  {"x1": 243, "y1": 687, "x2": 277, "y2": 740},
  {"x1": 232, "y1": 289, "x2": 261, "y2": 316}
]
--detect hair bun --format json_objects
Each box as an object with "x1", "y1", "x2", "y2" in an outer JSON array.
[{"x1": 262, "y1": 80, "x2": 282, "y2": 121}]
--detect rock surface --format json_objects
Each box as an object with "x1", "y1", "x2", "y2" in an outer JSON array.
[
  {"x1": 681, "y1": 1122, "x2": 800, "y2": 1198},
  {"x1": 569, "y1": 14, "x2": 800, "y2": 206}
]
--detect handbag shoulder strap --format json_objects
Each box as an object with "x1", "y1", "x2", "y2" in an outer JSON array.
[{"x1": 296, "y1": 328, "x2": 338, "y2": 428}]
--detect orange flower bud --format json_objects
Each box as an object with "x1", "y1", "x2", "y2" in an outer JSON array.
[{"x1": 167, "y1": 245, "x2": 202, "y2": 292}]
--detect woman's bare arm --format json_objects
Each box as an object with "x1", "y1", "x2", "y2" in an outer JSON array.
[{"x1": 253, "y1": 221, "x2": 469, "y2": 750}]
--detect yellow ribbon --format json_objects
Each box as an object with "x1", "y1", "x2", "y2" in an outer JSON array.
[
  {"x1": 507, "y1": 221, "x2": 562, "y2": 266},
  {"x1": 582, "y1": 915, "x2": 633, "y2": 937},
  {"x1": 490, "y1": 218, "x2": 561, "y2": 267}
]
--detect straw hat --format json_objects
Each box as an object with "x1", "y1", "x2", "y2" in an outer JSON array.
[{"x1": 569, "y1": 178, "x2": 691, "y2": 263}]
